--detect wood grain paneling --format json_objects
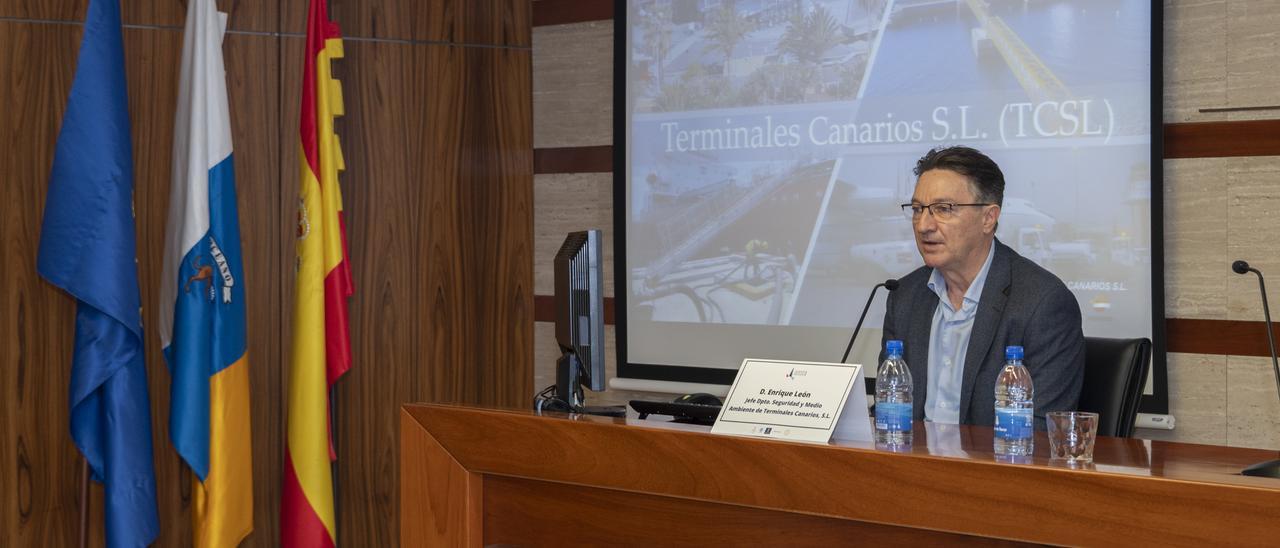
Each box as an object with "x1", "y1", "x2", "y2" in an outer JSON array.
[
  {"x1": 0, "y1": 0, "x2": 85, "y2": 22},
  {"x1": 285, "y1": 0, "x2": 531, "y2": 46},
  {"x1": 7, "y1": 1, "x2": 527, "y2": 544},
  {"x1": 1165, "y1": 120, "x2": 1280, "y2": 158},
  {"x1": 399, "y1": 408, "x2": 481, "y2": 546},
  {"x1": 222, "y1": 33, "x2": 283, "y2": 548},
  {"x1": 122, "y1": 26, "x2": 189, "y2": 548},
  {"x1": 0, "y1": 0, "x2": 278, "y2": 32},
  {"x1": 446, "y1": 44, "x2": 533, "y2": 409},
  {"x1": 533, "y1": 144, "x2": 612, "y2": 173},
  {"x1": 1167, "y1": 318, "x2": 1280, "y2": 357},
  {"x1": 122, "y1": 0, "x2": 279, "y2": 32},
  {"x1": 532, "y1": 0, "x2": 614, "y2": 27},
  {"x1": 0, "y1": 20, "x2": 98, "y2": 548},
  {"x1": 483, "y1": 476, "x2": 1025, "y2": 546},
  {"x1": 534, "y1": 294, "x2": 614, "y2": 324}
]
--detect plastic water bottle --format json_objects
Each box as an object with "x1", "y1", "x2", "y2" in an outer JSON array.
[
  {"x1": 875, "y1": 340, "x2": 913, "y2": 447},
  {"x1": 994, "y1": 345, "x2": 1034, "y2": 456}
]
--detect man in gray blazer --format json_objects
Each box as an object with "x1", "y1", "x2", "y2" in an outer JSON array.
[{"x1": 879, "y1": 146, "x2": 1085, "y2": 428}]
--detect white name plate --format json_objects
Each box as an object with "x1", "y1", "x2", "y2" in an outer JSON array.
[{"x1": 711, "y1": 359, "x2": 873, "y2": 444}]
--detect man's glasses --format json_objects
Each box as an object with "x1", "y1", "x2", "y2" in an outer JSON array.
[{"x1": 901, "y1": 202, "x2": 993, "y2": 223}]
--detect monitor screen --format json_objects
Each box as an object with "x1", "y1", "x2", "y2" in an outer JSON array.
[
  {"x1": 556, "y1": 229, "x2": 606, "y2": 393},
  {"x1": 616, "y1": 0, "x2": 1164, "y2": 411}
]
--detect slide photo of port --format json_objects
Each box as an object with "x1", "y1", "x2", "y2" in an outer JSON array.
[
  {"x1": 630, "y1": 157, "x2": 839, "y2": 325},
  {"x1": 628, "y1": 0, "x2": 889, "y2": 326},
  {"x1": 630, "y1": 0, "x2": 886, "y2": 115}
]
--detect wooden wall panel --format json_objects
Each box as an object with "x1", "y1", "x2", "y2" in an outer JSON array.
[
  {"x1": 4, "y1": 2, "x2": 531, "y2": 545},
  {"x1": 532, "y1": 0, "x2": 614, "y2": 28},
  {"x1": 223, "y1": 33, "x2": 284, "y2": 548},
  {"x1": 534, "y1": 294, "x2": 614, "y2": 325},
  {"x1": 533, "y1": 144, "x2": 612, "y2": 174},
  {"x1": 122, "y1": 27, "x2": 189, "y2": 548},
  {"x1": 0, "y1": 0, "x2": 84, "y2": 21},
  {"x1": 0, "y1": 20, "x2": 97, "y2": 548},
  {"x1": 1167, "y1": 318, "x2": 1280, "y2": 357},
  {"x1": 443, "y1": 45, "x2": 533, "y2": 408},
  {"x1": 0, "y1": 0, "x2": 277, "y2": 31},
  {"x1": 313, "y1": 37, "x2": 532, "y2": 545},
  {"x1": 483, "y1": 475, "x2": 1019, "y2": 546},
  {"x1": 121, "y1": 0, "x2": 279, "y2": 32},
  {"x1": 286, "y1": 0, "x2": 531, "y2": 46},
  {"x1": 1165, "y1": 120, "x2": 1280, "y2": 159}
]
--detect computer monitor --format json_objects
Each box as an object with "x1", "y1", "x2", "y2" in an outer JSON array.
[{"x1": 552, "y1": 229, "x2": 606, "y2": 410}]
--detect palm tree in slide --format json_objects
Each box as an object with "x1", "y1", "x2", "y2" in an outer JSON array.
[{"x1": 705, "y1": 6, "x2": 754, "y2": 78}]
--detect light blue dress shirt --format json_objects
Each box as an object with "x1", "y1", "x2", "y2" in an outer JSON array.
[{"x1": 924, "y1": 242, "x2": 996, "y2": 424}]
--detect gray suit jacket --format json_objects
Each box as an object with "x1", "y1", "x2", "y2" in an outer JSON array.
[{"x1": 878, "y1": 239, "x2": 1085, "y2": 428}]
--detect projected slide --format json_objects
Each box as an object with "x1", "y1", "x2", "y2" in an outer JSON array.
[{"x1": 624, "y1": 0, "x2": 1153, "y2": 370}]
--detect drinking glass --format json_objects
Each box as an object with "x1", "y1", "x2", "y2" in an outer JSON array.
[{"x1": 1046, "y1": 411, "x2": 1099, "y2": 464}]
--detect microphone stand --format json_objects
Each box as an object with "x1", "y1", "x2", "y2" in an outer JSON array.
[
  {"x1": 841, "y1": 280, "x2": 896, "y2": 364},
  {"x1": 1252, "y1": 269, "x2": 1280, "y2": 405},
  {"x1": 1236, "y1": 262, "x2": 1280, "y2": 478}
]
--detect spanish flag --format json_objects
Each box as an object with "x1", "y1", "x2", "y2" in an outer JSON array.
[
  {"x1": 160, "y1": 1, "x2": 254, "y2": 546},
  {"x1": 283, "y1": 0, "x2": 353, "y2": 545}
]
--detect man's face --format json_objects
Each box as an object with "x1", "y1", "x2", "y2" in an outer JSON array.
[{"x1": 910, "y1": 169, "x2": 999, "y2": 275}]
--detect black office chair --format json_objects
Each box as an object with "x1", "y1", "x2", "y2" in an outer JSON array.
[{"x1": 1077, "y1": 337, "x2": 1151, "y2": 438}]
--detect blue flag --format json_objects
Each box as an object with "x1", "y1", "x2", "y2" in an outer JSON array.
[{"x1": 36, "y1": 0, "x2": 160, "y2": 546}]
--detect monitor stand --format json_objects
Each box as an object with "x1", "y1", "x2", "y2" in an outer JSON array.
[{"x1": 538, "y1": 352, "x2": 626, "y2": 418}]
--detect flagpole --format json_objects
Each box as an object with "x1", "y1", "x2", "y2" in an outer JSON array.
[{"x1": 78, "y1": 457, "x2": 89, "y2": 548}]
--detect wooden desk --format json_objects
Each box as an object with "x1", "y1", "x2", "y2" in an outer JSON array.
[{"x1": 400, "y1": 403, "x2": 1280, "y2": 546}]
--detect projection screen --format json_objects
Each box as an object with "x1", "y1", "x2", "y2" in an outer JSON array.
[{"x1": 614, "y1": 0, "x2": 1166, "y2": 413}]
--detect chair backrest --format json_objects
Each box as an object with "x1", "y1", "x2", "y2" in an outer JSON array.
[{"x1": 1078, "y1": 337, "x2": 1152, "y2": 438}]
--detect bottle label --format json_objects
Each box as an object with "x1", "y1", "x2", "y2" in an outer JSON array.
[
  {"x1": 994, "y1": 408, "x2": 1033, "y2": 440},
  {"x1": 875, "y1": 402, "x2": 912, "y2": 432}
]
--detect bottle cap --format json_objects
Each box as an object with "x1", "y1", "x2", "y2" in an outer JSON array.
[
  {"x1": 886, "y1": 340, "x2": 903, "y2": 356},
  {"x1": 1005, "y1": 346, "x2": 1024, "y2": 360}
]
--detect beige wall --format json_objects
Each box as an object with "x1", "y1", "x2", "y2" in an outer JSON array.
[{"x1": 532, "y1": 3, "x2": 1280, "y2": 450}]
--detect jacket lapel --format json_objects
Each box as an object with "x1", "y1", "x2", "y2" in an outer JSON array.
[
  {"x1": 908, "y1": 284, "x2": 937, "y2": 419},
  {"x1": 958, "y1": 240, "x2": 1011, "y2": 422}
]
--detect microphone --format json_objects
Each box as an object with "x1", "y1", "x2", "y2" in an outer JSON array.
[
  {"x1": 1232, "y1": 260, "x2": 1280, "y2": 400},
  {"x1": 1232, "y1": 259, "x2": 1280, "y2": 478},
  {"x1": 840, "y1": 279, "x2": 899, "y2": 364}
]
